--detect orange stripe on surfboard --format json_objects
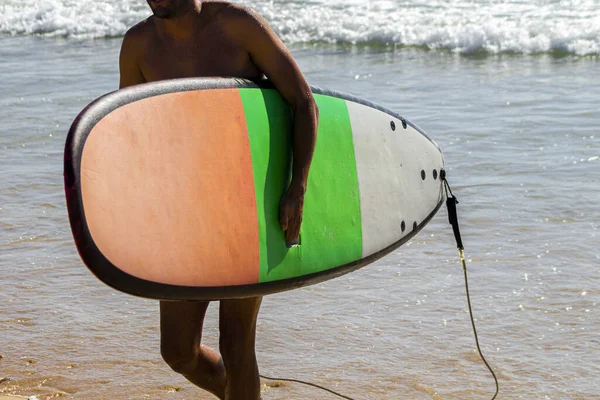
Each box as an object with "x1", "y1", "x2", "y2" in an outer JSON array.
[{"x1": 81, "y1": 89, "x2": 260, "y2": 287}]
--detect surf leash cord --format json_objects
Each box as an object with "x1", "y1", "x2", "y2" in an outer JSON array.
[
  {"x1": 442, "y1": 170, "x2": 499, "y2": 400},
  {"x1": 260, "y1": 173, "x2": 498, "y2": 400},
  {"x1": 260, "y1": 374, "x2": 356, "y2": 400}
]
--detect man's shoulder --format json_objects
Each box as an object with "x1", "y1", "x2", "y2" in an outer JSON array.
[
  {"x1": 120, "y1": 17, "x2": 154, "y2": 68},
  {"x1": 205, "y1": 1, "x2": 266, "y2": 38},
  {"x1": 204, "y1": 1, "x2": 260, "y2": 24},
  {"x1": 123, "y1": 17, "x2": 155, "y2": 43}
]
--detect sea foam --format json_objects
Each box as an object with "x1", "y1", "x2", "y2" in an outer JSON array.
[{"x1": 1, "y1": 0, "x2": 599, "y2": 55}]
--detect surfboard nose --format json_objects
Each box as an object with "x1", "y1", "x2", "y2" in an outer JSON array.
[{"x1": 344, "y1": 100, "x2": 444, "y2": 257}]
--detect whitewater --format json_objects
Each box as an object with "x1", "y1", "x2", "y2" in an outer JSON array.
[{"x1": 1, "y1": 0, "x2": 599, "y2": 55}]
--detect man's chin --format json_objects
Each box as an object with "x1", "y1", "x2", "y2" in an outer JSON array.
[
  {"x1": 151, "y1": 9, "x2": 173, "y2": 19},
  {"x1": 148, "y1": 0, "x2": 173, "y2": 18}
]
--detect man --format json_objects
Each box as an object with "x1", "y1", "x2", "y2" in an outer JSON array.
[{"x1": 118, "y1": 1, "x2": 318, "y2": 399}]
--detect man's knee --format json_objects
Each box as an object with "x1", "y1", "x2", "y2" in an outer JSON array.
[
  {"x1": 159, "y1": 300, "x2": 210, "y2": 375},
  {"x1": 161, "y1": 343, "x2": 196, "y2": 374}
]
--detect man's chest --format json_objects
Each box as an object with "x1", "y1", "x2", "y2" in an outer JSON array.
[{"x1": 139, "y1": 35, "x2": 261, "y2": 81}]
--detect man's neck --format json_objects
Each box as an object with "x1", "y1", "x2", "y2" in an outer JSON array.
[{"x1": 156, "y1": 0, "x2": 203, "y2": 40}]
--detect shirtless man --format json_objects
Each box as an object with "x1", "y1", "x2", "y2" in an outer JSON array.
[{"x1": 118, "y1": 1, "x2": 318, "y2": 399}]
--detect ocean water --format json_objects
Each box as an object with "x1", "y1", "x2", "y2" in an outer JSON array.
[
  {"x1": 1, "y1": 1, "x2": 599, "y2": 399},
  {"x1": 2, "y1": 0, "x2": 600, "y2": 55}
]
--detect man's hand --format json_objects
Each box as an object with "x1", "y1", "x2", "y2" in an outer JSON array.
[{"x1": 279, "y1": 187, "x2": 305, "y2": 247}]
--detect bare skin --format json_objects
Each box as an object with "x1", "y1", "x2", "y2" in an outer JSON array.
[{"x1": 119, "y1": 1, "x2": 318, "y2": 399}]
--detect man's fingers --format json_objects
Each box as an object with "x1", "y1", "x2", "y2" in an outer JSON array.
[
  {"x1": 279, "y1": 205, "x2": 289, "y2": 231},
  {"x1": 280, "y1": 194, "x2": 304, "y2": 247},
  {"x1": 285, "y1": 215, "x2": 301, "y2": 244}
]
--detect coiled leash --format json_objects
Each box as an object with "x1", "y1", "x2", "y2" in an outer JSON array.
[
  {"x1": 262, "y1": 172, "x2": 499, "y2": 399},
  {"x1": 442, "y1": 170, "x2": 499, "y2": 400}
]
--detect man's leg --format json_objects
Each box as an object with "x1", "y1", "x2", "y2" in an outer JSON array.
[
  {"x1": 219, "y1": 297, "x2": 263, "y2": 400},
  {"x1": 160, "y1": 300, "x2": 226, "y2": 399}
]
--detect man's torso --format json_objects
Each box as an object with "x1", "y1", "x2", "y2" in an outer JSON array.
[{"x1": 131, "y1": 2, "x2": 263, "y2": 83}]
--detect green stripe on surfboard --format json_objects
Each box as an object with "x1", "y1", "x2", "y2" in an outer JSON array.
[{"x1": 239, "y1": 89, "x2": 362, "y2": 283}]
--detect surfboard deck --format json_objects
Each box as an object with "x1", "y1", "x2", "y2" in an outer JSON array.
[{"x1": 65, "y1": 78, "x2": 445, "y2": 300}]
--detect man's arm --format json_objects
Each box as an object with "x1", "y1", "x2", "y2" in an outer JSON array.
[
  {"x1": 119, "y1": 28, "x2": 146, "y2": 89},
  {"x1": 231, "y1": 6, "x2": 319, "y2": 245}
]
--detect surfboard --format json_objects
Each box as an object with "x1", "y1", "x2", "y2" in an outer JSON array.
[{"x1": 64, "y1": 78, "x2": 445, "y2": 300}]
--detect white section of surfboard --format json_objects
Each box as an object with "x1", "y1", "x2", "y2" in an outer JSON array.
[{"x1": 346, "y1": 100, "x2": 445, "y2": 257}]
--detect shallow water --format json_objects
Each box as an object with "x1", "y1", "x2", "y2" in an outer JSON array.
[{"x1": 1, "y1": 30, "x2": 599, "y2": 400}]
